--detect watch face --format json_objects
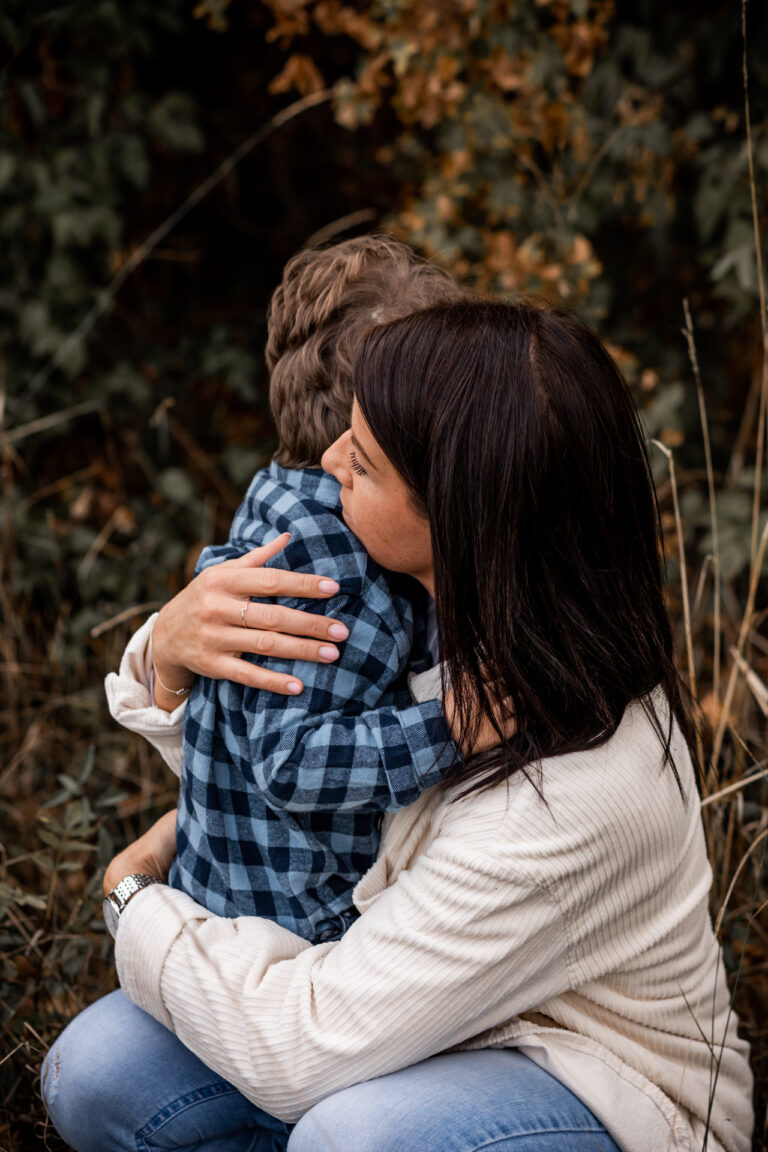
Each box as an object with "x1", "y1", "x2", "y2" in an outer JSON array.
[{"x1": 102, "y1": 896, "x2": 120, "y2": 940}]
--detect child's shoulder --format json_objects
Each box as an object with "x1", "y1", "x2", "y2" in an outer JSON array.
[{"x1": 236, "y1": 462, "x2": 379, "y2": 593}]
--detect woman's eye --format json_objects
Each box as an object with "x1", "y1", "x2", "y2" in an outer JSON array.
[{"x1": 349, "y1": 450, "x2": 367, "y2": 477}]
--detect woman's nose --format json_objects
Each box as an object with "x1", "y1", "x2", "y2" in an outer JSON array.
[{"x1": 322, "y1": 429, "x2": 351, "y2": 485}]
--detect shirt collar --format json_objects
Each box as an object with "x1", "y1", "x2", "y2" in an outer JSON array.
[{"x1": 268, "y1": 461, "x2": 342, "y2": 510}]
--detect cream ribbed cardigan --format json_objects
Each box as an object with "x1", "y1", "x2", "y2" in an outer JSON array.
[{"x1": 108, "y1": 620, "x2": 753, "y2": 1152}]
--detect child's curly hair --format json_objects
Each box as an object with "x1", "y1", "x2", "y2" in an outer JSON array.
[{"x1": 266, "y1": 235, "x2": 462, "y2": 468}]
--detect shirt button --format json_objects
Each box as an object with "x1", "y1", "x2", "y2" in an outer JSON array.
[{"x1": 315, "y1": 918, "x2": 340, "y2": 942}]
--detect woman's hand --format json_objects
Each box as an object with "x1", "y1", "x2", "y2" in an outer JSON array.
[
  {"x1": 444, "y1": 687, "x2": 516, "y2": 755},
  {"x1": 151, "y1": 533, "x2": 350, "y2": 702},
  {"x1": 103, "y1": 809, "x2": 179, "y2": 896}
]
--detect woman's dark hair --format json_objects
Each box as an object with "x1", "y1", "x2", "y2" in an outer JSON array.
[{"x1": 354, "y1": 298, "x2": 696, "y2": 797}]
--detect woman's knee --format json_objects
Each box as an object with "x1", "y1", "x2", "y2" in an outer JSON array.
[
  {"x1": 42, "y1": 989, "x2": 287, "y2": 1152},
  {"x1": 288, "y1": 1054, "x2": 476, "y2": 1152},
  {"x1": 41, "y1": 989, "x2": 194, "y2": 1152},
  {"x1": 288, "y1": 1050, "x2": 623, "y2": 1152},
  {"x1": 42, "y1": 991, "x2": 135, "y2": 1152}
]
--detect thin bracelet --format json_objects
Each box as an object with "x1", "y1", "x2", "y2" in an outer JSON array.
[{"x1": 153, "y1": 665, "x2": 192, "y2": 696}]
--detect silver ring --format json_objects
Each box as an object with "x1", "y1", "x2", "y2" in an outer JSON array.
[{"x1": 241, "y1": 600, "x2": 251, "y2": 628}]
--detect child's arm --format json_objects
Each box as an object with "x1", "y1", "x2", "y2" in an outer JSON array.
[
  {"x1": 105, "y1": 602, "x2": 453, "y2": 807},
  {"x1": 206, "y1": 579, "x2": 459, "y2": 812}
]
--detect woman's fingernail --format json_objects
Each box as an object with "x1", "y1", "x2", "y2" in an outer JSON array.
[
  {"x1": 318, "y1": 645, "x2": 339, "y2": 661},
  {"x1": 287, "y1": 681, "x2": 303, "y2": 694},
  {"x1": 328, "y1": 623, "x2": 349, "y2": 640},
  {"x1": 318, "y1": 580, "x2": 339, "y2": 594}
]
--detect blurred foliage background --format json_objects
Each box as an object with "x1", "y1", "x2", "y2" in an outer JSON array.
[{"x1": 2, "y1": 0, "x2": 768, "y2": 1148}]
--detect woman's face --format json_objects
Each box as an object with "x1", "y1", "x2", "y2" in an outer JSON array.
[{"x1": 322, "y1": 400, "x2": 434, "y2": 595}]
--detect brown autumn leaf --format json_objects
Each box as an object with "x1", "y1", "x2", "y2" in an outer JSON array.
[
  {"x1": 440, "y1": 148, "x2": 474, "y2": 178},
  {"x1": 314, "y1": 1, "x2": 382, "y2": 49},
  {"x1": 263, "y1": 0, "x2": 312, "y2": 45},
  {"x1": 486, "y1": 46, "x2": 525, "y2": 92},
  {"x1": 550, "y1": 17, "x2": 607, "y2": 78},
  {"x1": 269, "y1": 53, "x2": 326, "y2": 97},
  {"x1": 356, "y1": 54, "x2": 392, "y2": 101}
]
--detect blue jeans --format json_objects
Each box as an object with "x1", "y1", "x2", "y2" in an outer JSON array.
[{"x1": 42, "y1": 990, "x2": 623, "y2": 1152}]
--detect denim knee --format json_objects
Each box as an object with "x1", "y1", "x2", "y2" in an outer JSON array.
[
  {"x1": 288, "y1": 1051, "x2": 624, "y2": 1152},
  {"x1": 289, "y1": 1081, "x2": 412, "y2": 1152},
  {"x1": 288, "y1": 1093, "x2": 349, "y2": 1152},
  {"x1": 42, "y1": 1007, "x2": 115, "y2": 1152},
  {"x1": 42, "y1": 990, "x2": 290, "y2": 1152},
  {"x1": 40, "y1": 990, "x2": 173, "y2": 1152}
]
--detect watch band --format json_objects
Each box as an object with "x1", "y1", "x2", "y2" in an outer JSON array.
[{"x1": 103, "y1": 873, "x2": 160, "y2": 939}]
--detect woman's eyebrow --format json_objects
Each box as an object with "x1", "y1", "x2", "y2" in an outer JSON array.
[{"x1": 350, "y1": 433, "x2": 378, "y2": 472}]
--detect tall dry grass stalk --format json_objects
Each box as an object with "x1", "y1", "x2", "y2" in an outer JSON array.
[
  {"x1": 644, "y1": 5, "x2": 768, "y2": 1143},
  {"x1": 657, "y1": 340, "x2": 767, "y2": 1148},
  {"x1": 683, "y1": 299, "x2": 721, "y2": 708}
]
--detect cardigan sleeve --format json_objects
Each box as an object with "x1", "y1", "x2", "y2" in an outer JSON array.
[
  {"x1": 115, "y1": 813, "x2": 570, "y2": 1124},
  {"x1": 104, "y1": 613, "x2": 185, "y2": 778}
]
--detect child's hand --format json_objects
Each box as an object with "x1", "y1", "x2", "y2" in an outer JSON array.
[
  {"x1": 443, "y1": 686, "x2": 516, "y2": 755},
  {"x1": 151, "y1": 534, "x2": 350, "y2": 702},
  {"x1": 103, "y1": 809, "x2": 179, "y2": 895}
]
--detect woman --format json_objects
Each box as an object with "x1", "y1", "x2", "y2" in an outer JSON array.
[{"x1": 44, "y1": 299, "x2": 753, "y2": 1152}]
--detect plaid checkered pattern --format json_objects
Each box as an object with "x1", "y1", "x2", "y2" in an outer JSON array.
[{"x1": 169, "y1": 462, "x2": 457, "y2": 942}]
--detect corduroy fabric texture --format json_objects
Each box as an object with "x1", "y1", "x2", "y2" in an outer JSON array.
[{"x1": 114, "y1": 692, "x2": 753, "y2": 1152}]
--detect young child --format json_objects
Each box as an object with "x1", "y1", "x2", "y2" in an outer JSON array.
[{"x1": 167, "y1": 237, "x2": 462, "y2": 941}]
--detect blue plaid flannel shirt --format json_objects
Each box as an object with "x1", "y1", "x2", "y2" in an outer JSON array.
[{"x1": 169, "y1": 462, "x2": 457, "y2": 942}]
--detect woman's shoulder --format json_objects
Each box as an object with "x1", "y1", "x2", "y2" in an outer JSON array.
[
  {"x1": 418, "y1": 697, "x2": 711, "y2": 978},
  {"x1": 435, "y1": 694, "x2": 702, "y2": 885},
  {"x1": 543, "y1": 692, "x2": 697, "y2": 813}
]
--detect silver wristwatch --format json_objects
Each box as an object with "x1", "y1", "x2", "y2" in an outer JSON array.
[{"x1": 103, "y1": 873, "x2": 160, "y2": 939}]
